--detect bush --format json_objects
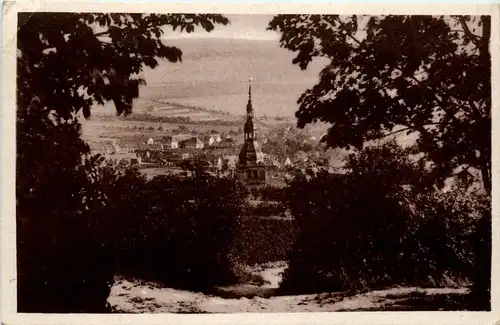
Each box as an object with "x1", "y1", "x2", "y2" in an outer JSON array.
[
  {"x1": 246, "y1": 201, "x2": 286, "y2": 217},
  {"x1": 279, "y1": 142, "x2": 490, "y2": 299},
  {"x1": 17, "y1": 104, "x2": 247, "y2": 310},
  {"x1": 230, "y1": 216, "x2": 297, "y2": 265},
  {"x1": 249, "y1": 185, "x2": 285, "y2": 202},
  {"x1": 109, "y1": 170, "x2": 247, "y2": 291}
]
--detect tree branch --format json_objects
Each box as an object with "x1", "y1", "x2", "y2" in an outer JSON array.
[
  {"x1": 457, "y1": 16, "x2": 482, "y2": 47},
  {"x1": 451, "y1": 164, "x2": 472, "y2": 176},
  {"x1": 334, "y1": 16, "x2": 362, "y2": 46},
  {"x1": 379, "y1": 127, "x2": 413, "y2": 139},
  {"x1": 408, "y1": 74, "x2": 464, "y2": 124}
]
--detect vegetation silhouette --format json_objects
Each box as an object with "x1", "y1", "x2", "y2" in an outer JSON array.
[
  {"x1": 268, "y1": 15, "x2": 491, "y2": 195},
  {"x1": 270, "y1": 14, "x2": 491, "y2": 309},
  {"x1": 278, "y1": 142, "x2": 490, "y2": 310},
  {"x1": 17, "y1": 12, "x2": 229, "y2": 312}
]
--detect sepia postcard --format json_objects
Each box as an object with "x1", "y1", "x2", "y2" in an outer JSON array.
[{"x1": 1, "y1": 1, "x2": 499, "y2": 325}]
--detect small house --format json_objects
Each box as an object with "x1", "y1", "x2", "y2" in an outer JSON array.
[
  {"x1": 224, "y1": 155, "x2": 238, "y2": 170},
  {"x1": 284, "y1": 157, "x2": 293, "y2": 168},
  {"x1": 256, "y1": 151, "x2": 267, "y2": 164},
  {"x1": 208, "y1": 134, "x2": 222, "y2": 147},
  {"x1": 158, "y1": 136, "x2": 179, "y2": 149},
  {"x1": 215, "y1": 138, "x2": 235, "y2": 149},
  {"x1": 180, "y1": 137, "x2": 204, "y2": 149}
]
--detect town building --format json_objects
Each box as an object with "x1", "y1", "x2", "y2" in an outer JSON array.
[
  {"x1": 224, "y1": 155, "x2": 238, "y2": 170},
  {"x1": 208, "y1": 133, "x2": 222, "y2": 146},
  {"x1": 214, "y1": 137, "x2": 236, "y2": 150},
  {"x1": 180, "y1": 136, "x2": 204, "y2": 149},
  {"x1": 158, "y1": 136, "x2": 179, "y2": 149},
  {"x1": 237, "y1": 78, "x2": 266, "y2": 185},
  {"x1": 256, "y1": 151, "x2": 267, "y2": 164}
]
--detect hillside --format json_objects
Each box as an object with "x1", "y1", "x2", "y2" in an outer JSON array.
[
  {"x1": 90, "y1": 38, "x2": 329, "y2": 118},
  {"x1": 82, "y1": 37, "x2": 411, "y2": 150}
]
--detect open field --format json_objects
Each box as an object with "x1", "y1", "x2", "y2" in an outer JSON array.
[{"x1": 80, "y1": 113, "x2": 246, "y2": 150}]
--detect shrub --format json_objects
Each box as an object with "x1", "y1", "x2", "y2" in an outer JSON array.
[
  {"x1": 230, "y1": 216, "x2": 297, "y2": 265},
  {"x1": 109, "y1": 170, "x2": 247, "y2": 291},
  {"x1": 17, "y1": 107, "x2": 248, "y2": 310},
  {"x1": 450, "y1": 187, "x2": 491, "y2": 310},
  {"x1": 249, "y1": 185, "x2": 285, "y2": 202},
  {"x1": 246, "y1": 201, "x2": 286, "y2": 217},
  {"x1": 279, "y1": 142, "x2": 489, "y2": 299}
]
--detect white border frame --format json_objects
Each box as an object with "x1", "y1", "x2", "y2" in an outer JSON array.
[{"x1": 2, "y1": 2, "x2": 499, "y2": 325}]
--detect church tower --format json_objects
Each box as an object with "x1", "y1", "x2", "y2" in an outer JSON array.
[
  {"x1": 239, "y1": 78, "x2": 258, "y2": 166},
  {"x1": 238, "y1": 78, "x2": 266, "y2": 185}
]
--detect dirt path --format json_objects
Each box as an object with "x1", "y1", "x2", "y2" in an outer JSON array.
[
  {"x1": 109, "y1": 278, "x2": 468, "y2": 313},
  {"x1": 108, "y1": 262, "x2": 468, "y2": 313}
]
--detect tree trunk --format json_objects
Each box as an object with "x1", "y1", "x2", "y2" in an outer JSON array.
[
  {"x1": 481, "y1": 15, "x2": 491, "y2": 53},
  {"x1": 478, "y1": 16, "x2": 491, "y2": 197},
  {"x1": 480, "y1": 164, "x2": 491, "y2": 196}
]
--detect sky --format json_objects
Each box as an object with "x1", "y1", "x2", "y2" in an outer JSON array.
[
  {"x1": 91, "y1": 14, "x2": 327, "y2": 117},
  {"x1": 162, "y1": 14, "x2": 280, "y2": 41},
  {"x1": 129, "y1": 14, "x2": 329, "y2": 117}
]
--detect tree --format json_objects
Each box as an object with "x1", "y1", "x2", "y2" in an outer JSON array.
[
  {"x1": 280, "y1": 141, "x2": 488, "y2": 303},
  {"x1": 18, "y1": 13, "x2": 229, "y2": 119},
  {"x1": 16, "y1": 104, "x2": 119, "y2": 312},
  {"x1": 17, "y1": 12, "x2": 229, "y2": 312},
  {"x1": 180, "y1": 157, "x2": 210, "y2": 176},
  {"x1": 110, "y1": 172, "x2": 246, "y2": 291},
  {"x1": 268, "y1": 15, "x2": 491, "y2": 194}
]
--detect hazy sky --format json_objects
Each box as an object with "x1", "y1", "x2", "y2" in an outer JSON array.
[
  {"x1": 162, "y1": 14, "x2": 280, "y2": 40},
  {"x1": 133, "y1": 14, "x2": 329, "y2": 117}
]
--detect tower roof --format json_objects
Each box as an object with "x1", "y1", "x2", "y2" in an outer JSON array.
[
  {"x1": 247, "y1": 77, "x2": 253, "y2": 114},
  {"x1": 239, "y1": 77, "x2": 258, "y2": 167}
]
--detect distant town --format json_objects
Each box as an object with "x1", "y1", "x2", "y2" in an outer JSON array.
[{"x1": 86, "y1": 83, "x2": 346, "y2": 186}]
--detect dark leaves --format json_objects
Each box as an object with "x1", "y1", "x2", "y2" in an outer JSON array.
[
  {"x1": 280, "y1": 141, "x2": 489, "y2": 294},
  {"x1": 17, "y1": 13, "x2": 229, "y2": 119},
  {"x1": 271, "y1": 14, "x2": 491, "y2": 192}
]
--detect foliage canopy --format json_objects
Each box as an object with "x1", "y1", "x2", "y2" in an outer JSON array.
[
  {"x1": 18, "y1": 13, "x2": 229, "y2": 119},
  {"x1": 16, "y1": 12, "x2": 229, "y2": 312},
  {"x1": 268, "y1": 15, "x2": 491, "y2": 193}
]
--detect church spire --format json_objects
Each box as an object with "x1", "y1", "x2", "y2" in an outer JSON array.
[
  {"x1": 239, "y1": 77, "x2": 257, "y2": 167},
  {"x1": 247, "y1": 77, "x2": 253, "y2": 116},
  {"x1": 237, "y1": 76, "x2": 266, "y2": 185}
]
